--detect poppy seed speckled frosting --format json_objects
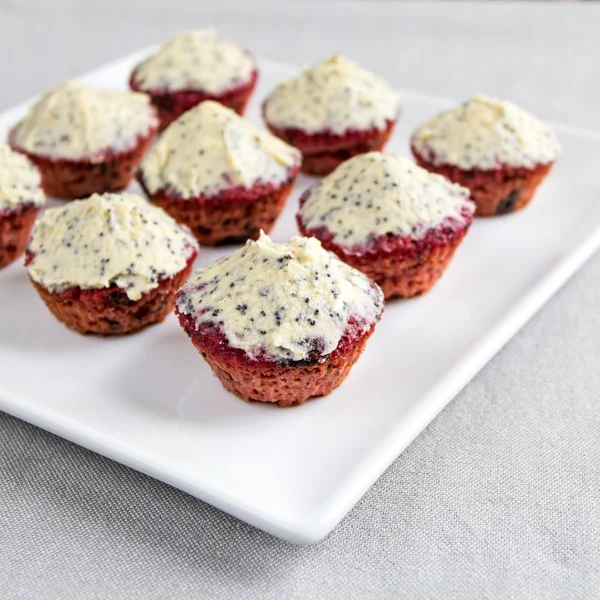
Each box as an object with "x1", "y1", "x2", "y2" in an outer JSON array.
[
  {"x1": 176, "y1": 232, "x2": 384, "y2": 362},
  {"x1": 27, "y1": 193, "x2": 198, "y2": 301},
  {"x1": 298, "y1": 153, "x2": 474, "y2": 248},
  {"x1": 132, "y1": 29, "x2": 255, "y2": 94},
  {"x1": 11, "y1": 81, "x2": 158, "y2": 161},
  {"x1": 263, "y1": 55, "x2": 401, "y2": 135},
  {"x1": 0, "y1": 144, "x2": 45, "y2": 210},
  {"x1": 139, "y1": 101, "x2": 301, "y2": 198},
  {"x1": 411, "y1": 95, "x2": 562, "y2": 170}
]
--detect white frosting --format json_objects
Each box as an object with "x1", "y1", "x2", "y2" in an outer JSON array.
[
  {"x1": 133, "y1": 29, "x2": 255, "y2": 94},
  {"x1": 298, "y1": 153, "x2": 473, "y2": 248},
  {"x1": 412, "y1": 94, "x2": 562, "y2": 170},
  {"x1": 140, "y1": 101, "x2": 301, "y2": 198},
  {"x1": 264, "y1": 55, "x2": 401, "y2": 135},
  {"x1": 12, "y1": 81, "x2": 158, "y2": 161},
  {"x1": 27, "y1": 193, "x2": 198, "y2": 301},
  {"x1": 176, "y1": 232, "x2": 383, "y2": 362},
  {"x1": 0, "y1": 144, "x2": 45, "y2": 210}
]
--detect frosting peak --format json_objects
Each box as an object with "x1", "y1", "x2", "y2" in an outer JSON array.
[
  {"x1": 27, "y1": 193, "x2": 198, "y2": 300},
  {"x1": 0, "y1": 144, "x2": 45, "y2": 210},
  {"x1": 176, "y1": 232, "x2": 383, "y2": 361},
  {"x1": 140, "y1": 100, "x2": 301, "y2": 198},
  {"x1": 133, "y1": 29, "x2": 255, "y2": 94},
  {"x1": 11, "y1": 81, "x2": 157, "y2": 161},
  {"x1": 264, "y1": 55, "x2": 401, "y2": 135},
  {"x1": 298, "y1": 153, "x2": 474, "y2": 249},
  {"x1": 411, "y1": 94, "x2": 562, "y2": 170}
]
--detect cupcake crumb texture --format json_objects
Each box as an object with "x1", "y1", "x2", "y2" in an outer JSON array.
[
  {"x1": 133, "y1": 29, "x2": 255, "y2": 94},
  {"x1": 264, "y1": 55, "x2": 401, "y2": 135},
  {"x1": 140, "y1": 100, "x2": 301, "y2": 199},
  {"x1": 27, "y1": 193, "x2": 198, "y2": 300},
  {"x1": 176, "y1": 232, "x2": 383, "y2": 362},
  {"x1": 11, "y1": 81, "x2": 158, "y2": 161},
  {"x1": 0, "y1": 144, "x2": 45, "y2": 210},
  {"x1": 412, "y1": 95, "x2": 562, "y2": 170},
  {"x1": 300, "y1": 153, "x2": 474, "y2": 248}
]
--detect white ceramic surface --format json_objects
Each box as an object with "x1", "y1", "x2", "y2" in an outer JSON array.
[{"x1": 1, "y1": 50, "x2": 599, "y2": 545}]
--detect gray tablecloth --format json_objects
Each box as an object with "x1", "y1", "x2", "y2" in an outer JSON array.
[{"x1": 1, "y1": 2, "x2": 599, "y2": 598}]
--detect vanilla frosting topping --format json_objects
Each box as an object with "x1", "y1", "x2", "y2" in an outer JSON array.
[
  {"x1": 140, "y1": 101, "x2": 301, "y2": 198},
  {"x1": 0, "y1": 144, "x2": 45, "y2": 210},
  {"x1": 176, "y1": 232, "x2": 383, "y2": 362},
  {"x1": 133, "y1": 29, "x2": 255, "y2": 94},
  {"x1": 27, "y1": 193, "x2": 198, "y2": 301},
  {"x1": 264, "y1": 55, "x2": 401, "y2": 135},
  {"x1": 11, "y1": 81, "x2": 158, "y2": 161},
  {"x1": 411, "y1": 94, "x2": 562, "y2": 170},
  {"x1": 299, "y1": 153, "x2": 473, "y2": 248}
]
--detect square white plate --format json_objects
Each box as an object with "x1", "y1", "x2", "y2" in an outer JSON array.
[{"x1": 1, "y1": 50, "x2": 599, "y2": 545}]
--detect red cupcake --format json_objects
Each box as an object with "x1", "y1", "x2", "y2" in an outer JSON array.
[
  {"x1": 263, "y1": 55, "x2": 401, "y2": 176},
  {"x1": 411, "y1": 95, "x2": 561, "y2": 216},
  {"x1": 0, "y1": 144, "x2": 45, "y2": 269},
  {"x1": 297, "y1": 152, "x2": 475, "y2": 299},
  {"x1": 9, "y1": 81, "x2": 158, "y2": 200},
  {"x1": 130, "y1": 29, "x2": 258, "y2": 131},
  {"x1": 175, "y1": 232, "x2": 384, "y2": 406},
  {"x1": 138, "y1": 100, "x2": 301, "y2": 246},
  {"x1": 26, "y1": 192, "x2": 198, "y2": 335}
]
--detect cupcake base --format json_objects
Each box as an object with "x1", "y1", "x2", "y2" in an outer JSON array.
[
  {"x1": 29, "y1": 253, "x2": 196, "y2": 335},
  {"x1": 412, "y1": 148, "x2": 553, "y2": 217},
  {"x1": 0, "y1": 204, "x2": 38, "y2": 269},
  {"x1": 298, "y1": 213, "x2": 472, "y2": 300},
  {"x1": 266, "y1": 118, "x2": 397, "y2": 176},
  {"x1": 175, "y1": 315, "x2": 376, "y2": 407},
  {"x1": 130, "y1": 69, "x2": 258, "y2": 132},
  {"x1": 139, "y1": 171, "x2": 298, "y2": 246},
  {"x1": 10, "y1": 129, "x2": 156, "y2": 200}
]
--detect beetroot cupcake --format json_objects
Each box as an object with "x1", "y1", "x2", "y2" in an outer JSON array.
[
  {"x1": 138, "y1": 100, "x2": 301, "y2": 246},
  {"x1": 297, "y1": 153, "x2": 475, "y2": 299},
  {"x1": 0, "y1": 144, "x2": 45, "y2": 269},
  {"x1": 26, "y1": 192, "x2": 198, "y2": 335},
  {"x1": 130, "y1": 29, "x2": 258, "y2": 131},
  {"x1": 175, "y1": 232, "x2": 383, "y2": 407},
  {"x1": 9, "y1": 81, "x2": 158, "y2": 199},
  {"x1": 411, "y1": 95, "x2": 561, "y2": 216},
  {"x1": 263, "y1": 55, "x2": 401, "y2": 176}
]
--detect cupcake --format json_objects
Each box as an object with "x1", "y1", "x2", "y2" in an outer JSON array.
[
  {"x1": 175, "y1": 232, "x2": 383, "y2": 406},
  {"x1": 263, "y1": 55, "x2": 401, "y2": 176},
  {"x1": 130, "y1": 29, "x2": 258, "y2": 131},
  {"x1": 26, "y1": 192, "x2": 198, "y2": 335},
  {"x1": 0, "y1": 145, "x2": 45, "y2": 269},
  {"x1": 9, "y1": 81, "x2": 158, "y2": 199},
  {"x1": 297, "y1": 153, "x2": 475, "y2": 299},
  {"x1": 138, "y1": 101, "x2": 301, "y2": 246},
  {"x1": 411, "y1": 95, "x2": 561, "y2": 216}
]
